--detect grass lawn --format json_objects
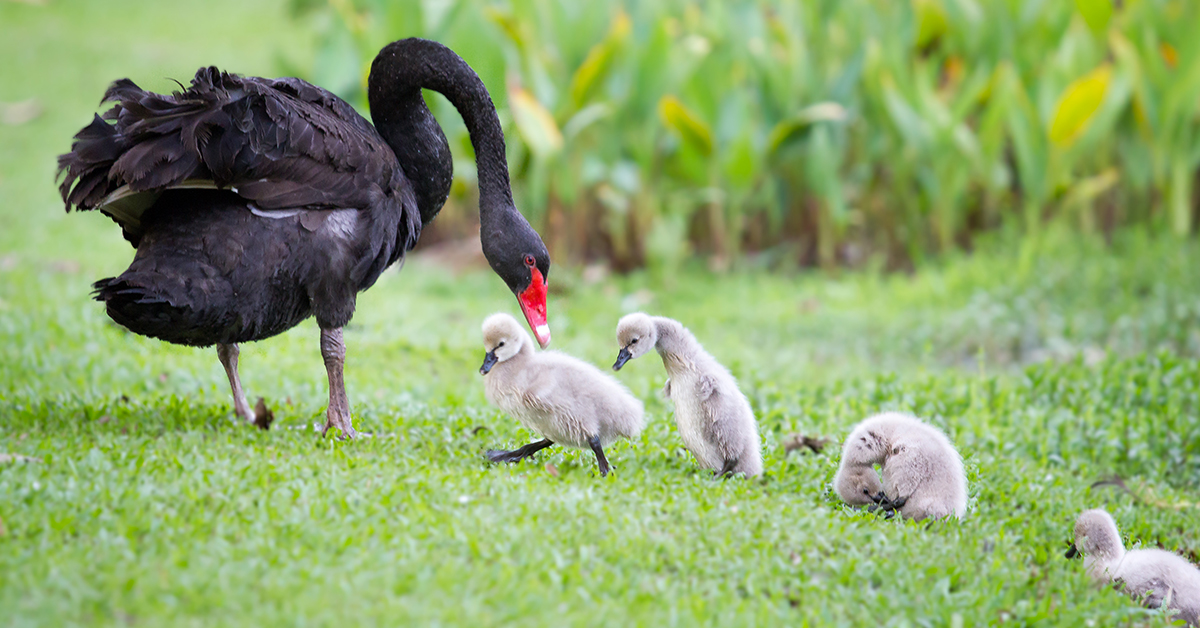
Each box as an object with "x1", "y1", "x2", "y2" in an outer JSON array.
[{"x1": 2, "y1": 1, "x2": 1199, "y2": 626}]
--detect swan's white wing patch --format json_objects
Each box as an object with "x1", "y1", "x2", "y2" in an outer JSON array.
[{"x1": 249, "y1": 206, "x2": 303, "y2": 219}]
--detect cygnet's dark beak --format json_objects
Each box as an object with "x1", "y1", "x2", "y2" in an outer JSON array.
[
  {"x1": 612, "y1": 347, "x2": 633, "y2": 371},
  {"x1": 479, "y1": 350, "x2": 499, "y2": 375},
  {"x1": 1064, "y1": 543, "x2": 1079, "y2": 559}
]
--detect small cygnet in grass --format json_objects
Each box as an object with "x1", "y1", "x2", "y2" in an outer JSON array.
[
  {"x1": 1066, "y1": 508, "x2": 1200, "y2": 626},
  {"x1": 833, "y1": 412, "x2": 967, "y2": 520},
  {"x1": 479, "y1": 313, "x2": 644, "y2": 477},
  {"x1": 612, "y1": 312, "x2": 762, "y2": 478}
]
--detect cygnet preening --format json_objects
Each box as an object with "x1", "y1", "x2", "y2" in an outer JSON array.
[
  {"x1": 1066, "y1": 508, "x2": 1200, "y2": 626},
  {"x1": 612, "y1": 313, "x2": 762, "y2": 478},
  {"x1": 833, "y1": 412, "x2": 968, "y2": 521},
  {"x1": 480, "y1": 313, "x2": 644, "y2": 477}
]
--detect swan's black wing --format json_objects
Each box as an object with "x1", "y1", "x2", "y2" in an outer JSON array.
[{"x1": 56, "y1": 67, "x2": 418, "y2": 252}]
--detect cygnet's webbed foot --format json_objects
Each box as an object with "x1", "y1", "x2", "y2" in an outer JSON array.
[
  {"x1": 715, "y1": 458, "x2": 739, "y2": 479},
  {"x1": 587, "y1": 435, "x2": 611, "y2": 477},
  {"x1": 863, "y1": 489, "x2": 907, "y2": 517},
  {"x1": 486, "y1": 438, "x2": 554, "y2": 464}
]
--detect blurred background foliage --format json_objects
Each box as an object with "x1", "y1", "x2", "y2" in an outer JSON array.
[{"x1": 286, "y1": 0, "x2": 1200, "y2": 272}]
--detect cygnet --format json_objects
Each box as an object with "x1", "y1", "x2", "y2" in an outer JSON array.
[
  {"x1": 1067, "y1": 508, "x2": 1200, "y2": 626},
  {"x1": 480, "y1": 313, "x2": 644, "y2": 477},
  {"x1": 833, "y1": 412, "x2": 968, "y2": 520},
  {"x1": 613, "y1": 313, "x2": 762, "y2": 477}
]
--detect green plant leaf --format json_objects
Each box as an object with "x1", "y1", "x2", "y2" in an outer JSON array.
[
  {"x1": 1073, "y1": 0, "x2": 1112, "y2": 39},
  {"x1": 659, "y1": 95, "x2": 713, "y2": 157},
  {"x1": 1049, "y1": 64, "x2": 1112, "y2": 148},
  {"x1": 509, "y1": 85, "x2": 563, "y2": 158},
  {"x1": 767, "y1": 102, "x2": 849, "y2": 155},
  {"x1": 562, "y1": 103, "x2": 611, "y2": 140},
  {"x1": 722, "y1": 132, "x2": 758, "y2": 189},
  {"x1": 913, "y1": 0, "x2": 948, "y2": 50}
]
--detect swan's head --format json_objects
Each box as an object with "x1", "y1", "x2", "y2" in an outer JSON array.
[
  {"x1": 480, "y1": 313, "x2": 529, "y2": 375},
  {"x1": 489, "y1": 239, "x2": 551, "y2": 350},
  {"x1": 613, "y1": 312, "x2": 657, "y2": 371},
  {"x1": 1066, "y1": 509, "x2": 1123, "y2": 562}
]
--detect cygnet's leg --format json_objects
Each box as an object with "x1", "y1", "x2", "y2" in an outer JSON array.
[
  {"x1": 587, "y1": 435, "x2": 611, "y2": 477},
  {"x1": 715, "y1": 458, "x2": 739, "y2": 479},
  {"x1": 487, "y1": 439, "x2": 554, "y2": 464},
  {"x1": 320, "y1": 327, "x2": 357, "y2": 439},
  {"x1": 217, "y1": 343, "x2": 257, "y2": 425}
]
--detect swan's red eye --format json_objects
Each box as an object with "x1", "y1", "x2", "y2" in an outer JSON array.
[{"x1": 524, "y1": 255, "x2": 536, "y2": 268}]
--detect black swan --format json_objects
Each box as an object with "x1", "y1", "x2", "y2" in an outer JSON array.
[{"x1": 56, "y1": 38, "x2": 551, "y2": 438}]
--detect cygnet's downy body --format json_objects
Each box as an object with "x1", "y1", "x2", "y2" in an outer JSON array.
[
  {"x1": 613, "y1": 313, "x2": 762, "y2": 477},
  {"x1": 833, "y1": 412, "x2": 968, "y2": 521},
  {"x1": 1067, "y1": 509, "x2": 1200, "y2": 626},
  {"x1": 480, "y1": 313, "x2": 644, "y2": 477}
]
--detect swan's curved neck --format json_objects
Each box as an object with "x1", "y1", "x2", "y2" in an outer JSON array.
[{"x1": 368, "y1": 39, "x2": 514, "y2": 222}]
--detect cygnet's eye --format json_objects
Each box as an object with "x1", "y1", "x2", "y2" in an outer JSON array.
[
  {"x1": 497, "y1": 341, "x2": 505, "y2": 348},
  {"x1": 630, "y1": 338, "x2": 638, "y2": 345}
]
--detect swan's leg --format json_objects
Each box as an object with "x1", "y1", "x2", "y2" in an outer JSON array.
[
  {"x1": 486, "y1": 439, "x2": 554, "y2": 464},
  {"x1": 715, "y1": 458, "x2": 739, "y2": 479},
  {"x1": 587, "y1": 435, "x2": 611, "y2": 477},
  {"x1": 320, "y1": 327, "x2": 357, "y2": 439},
  {"x1": 217, "y1": 343, "x2": 257, "y2": 425}
]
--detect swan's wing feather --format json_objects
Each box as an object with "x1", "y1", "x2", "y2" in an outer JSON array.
[{"x1": 57, "y1": 68, "x2": 409, "y2": 242}]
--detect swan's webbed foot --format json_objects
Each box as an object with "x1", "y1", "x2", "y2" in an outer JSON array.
[
  {"x1": 587, "y1": 435, "x2": 611, "y2": 477},
  {"x1": 486, "y1": 438, "x2": 554, "y2": 464}
]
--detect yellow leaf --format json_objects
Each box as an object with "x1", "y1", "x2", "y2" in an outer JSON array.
[
  {"x1": 569, "y1": 10, "x2": 631, "y2": 107},
  {"x1": 509, "y1": 86, "x2": 562, "y2": 158},
  {"x1": 1161, "y1": 42, "x2": 1178, "y2": 68},
  {"x1": 1049, "y1": 64, "x2": 1112, "y2": 147},
  {"x1": 658, "y1": 95, "x2": 712, "y2": 156},
  {"x1": 485, "y1": 8, "x2": 527, "y2": 52}
]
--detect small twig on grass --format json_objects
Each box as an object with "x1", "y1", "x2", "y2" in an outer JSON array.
[
  {"x1": 782, "y1": 434, "x2": 833, "y2": 455},
  {"x1": 253, "y1": 398, "x2": 274, "y2": 430},
  {"x1": 1092, "y1": 475, "x2": 1200, "y2": 511},
  {"x1": 1090, "y1": 475, "x2": 1141, "y2": 503}
]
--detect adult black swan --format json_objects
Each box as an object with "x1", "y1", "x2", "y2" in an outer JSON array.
[{"x1": 56, "y1": 38, "x2": 551, "y2": 438}]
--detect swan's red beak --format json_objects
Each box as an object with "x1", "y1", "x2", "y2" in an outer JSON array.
[{"x1": 517, "y1": 266, "x2": 550, "y2": 348}]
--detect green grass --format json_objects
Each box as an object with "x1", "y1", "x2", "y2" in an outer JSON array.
[{"x1": 2, "y1": 1, "x2": 1200, "y2": 626}]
